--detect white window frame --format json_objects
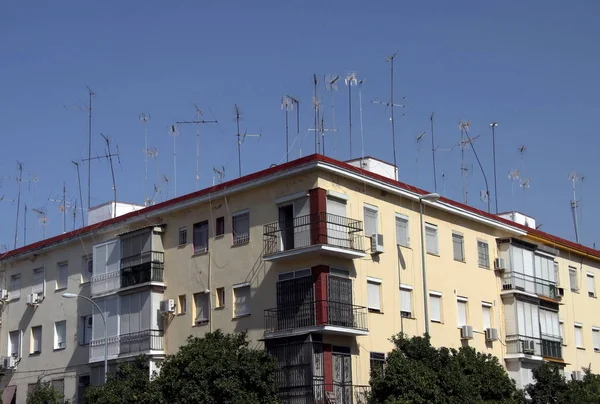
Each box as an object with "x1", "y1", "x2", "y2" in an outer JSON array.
[
  {"x1": 574, "y1": 323, "x2": 584, "y2": 348},
  {"x1": 31, "y1": 325, "x2": 42, "y2": 354},
  {"x1": 9, "y1": 274, "x2": 21, "y2": 300},
  {"x1": 569, "y1": 266, "x2": 579, "y2": 292},
  {"x1": 400, "y1": 284, "x2": 413, "y2": 318},
  {"x1": 592, "y1": 327, "x2": 600, "y2": 352},
  {"x1": 477, "y1": 240, "x2": 490, "y2": 268},
  {"x1": 178, "y1": 226, "x2": 188, "y2": 246},
  {"x1": 82, "y1": 255, "x2": 93, "y2": 282},
  {"x1": 425, "y1": 223, "x2": 439, "y2": 255},
  {"x1": 32, "y1": 267, "x2": 45, "y2": 296},
  {"x1": 456, "y1": 296, "x2": 468, "y2": 327},
  {"x1": 482, "y1": 302, "x2": 493, "y2": 330},
  {"x1": 216, "y1": 287, "x2": 226, "y2": 308},
  {"x1": 587, "y1": 273, "x2": 596, "y2": 298},
  {"x1": 80, "y1": 315, "x2": 93, "y2": 345},
  {"x1": 57, "y1": 262, "x2": 68, "y2": 290},
  {"x1": 364, "y1": 204, "x2": 380, "y2": 237},
  {"x1": 232, "y1": 209, "x2": 250, "y2": 245},
  {"x1": 452, "y1": 232, "x2": 465, "y2": 262},
  {"x1": 429, "y1": 291, "x2": 442, "y2": 323},
  {"x1": 8, "y1": 330, "x2": 21, "y2": 358},
  {"x1": 54, "y1": 321, "x2": 66, "y2": 350},
  {"x1": 193, "y1": 221, "x2": 209, "y2": 254},
  {"x1": 395, "y1": 213, "x2": 410, "y2": 247},
  {"x1": 367, "y1": 277, "x2": 382, "y2": 313},
  {"x1": 233, "y1": 282, "x2": 251, "y2": 317},
  {"x1": 193, "y1": 292, "x2": 209, "y2": 325}
]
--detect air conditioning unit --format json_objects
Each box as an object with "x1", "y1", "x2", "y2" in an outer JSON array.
[
  {"x1": 3, "y1": 356, "x2": 16, "y2": 369},
  {"x1": 494, "y1": 257, "x2": 506, "y2": 271},
  {"x1": 26, "y1": 293, "x2": 41, "y2": 306},
  {"x1": 160, "y1": 299, "x2": 176, "y2": 314},
  {"x1": 460, "y1": 325, "x2": 474, "y2": 340},
  {"x1": 522, "y1": 339, "x2": 536, "y2": 354},
  {"x1": 0, "y1": 289, "x2": 8, "y2": 301},
  {"x1": 485, "y1": 328, "x2": 499, "y2": 342},
  {"x1": 557, "y1": 287, "x2": 565, "y2": 297},
  {"x1": 370, "y1": 234, "x2": 384, "y2": 254}
]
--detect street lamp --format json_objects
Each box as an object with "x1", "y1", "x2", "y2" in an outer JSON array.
[
  {"x1": 62, "y1": 293, "x2": 108, "y2": 384},
  {"x1": 418, "y1": 193, "x2": 440, "y2": 335}
]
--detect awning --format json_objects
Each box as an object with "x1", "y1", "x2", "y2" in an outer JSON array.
[
  {"x1": 116, "y1": 224, "x2": 165, "y2": 237},
  {"x1": 2, "y1": 385, "x2": 16, "y2": 404}
]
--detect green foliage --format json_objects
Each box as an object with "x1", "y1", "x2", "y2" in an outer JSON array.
[
  {"x1": 368, "y1": 333, "x2": 523, "y2": 404},
  {"x1": 85, "y1": 331, "x2": 279, "y2": 404},
  {"x1": 26, "y1": 379, "x2": 66, "y2": 404},
  {"x1": 84, "y1": 356, "x2": 160, "y2": 404},
  {"x1": 527, "y1": 363, "x2": 600, "y2": 404},
  {"x1": 154, "y1": 330, "x2": 279, "y2": 404}
]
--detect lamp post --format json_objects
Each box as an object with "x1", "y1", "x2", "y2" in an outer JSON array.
[
  {"x1": 62, "y1": 293, "x2": 107, "y2": 384},
  {"x1": 419, "y1": 193, "x2": 440, "y2": 335}
]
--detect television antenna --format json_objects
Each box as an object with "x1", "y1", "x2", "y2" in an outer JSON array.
[
  {"x1": 281, "y1": 96, "x2": 294, "y2": 162},
  {"x1": 569, "y1": 172, "x2": 581, "y2": 243},
  {"x1": 13, "y1": 161, "x2": 24, "y2": 249},
  {"x1": 212, "y1": 166, "x2": 225, "y2": 186},
  {"x1": 86, "y1": 86, "x2": 95, "y2": 212},
  {"x1": 459, "y1": 120, "x2": 490, "y2": 212},
  {"x1": 177, "y1": 104, "x2": 217, "y2": 190},
  {"x1": 518, "y1": 145, "x2": 530, "y2": 210},
  {"x1": 508, "y1": 169, "x2": 520, "y2": 212},
  {"x1": 416, "y1": 132, "x2": 426, "y2": 185},
  {"x1": 431, "y1": 113, "x2": 437, "y2": 191},
  {"x1": 32, "y1": 208, "x2": 49, "y2": 240},
  {"x1": 313, "y1": 74, "x2": 320, "y2": 153},
  {"x1": 490, "y1": 122, "x2": 499, "y2": 213},
  {"x1": 139, "y1": 113, "x2": 151, "y2": 204},
  {"x1": 48, "y1": 183, "x2": 73, "y2": 234},
  {"x1": 325, "y1": 74, "x2": 340, "y2": 157},
  {"x1": 345, "y1": 72, "x2": 358, "y2": 159},
  {"x1": 100, "y1": 133, "x2": 121, "y2": 217},
  {"x1": 233, "y1": 104, "x2": 261, "y2": 178},
  {"x1": 168, "y1": 124, "x2": 180, "y2": 197},
  {"x1": 71, "y1": 161, "x2": 85, "y2": 227}
]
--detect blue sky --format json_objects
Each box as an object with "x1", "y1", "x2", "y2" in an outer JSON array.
[{"x1": 1, "y1": 1, "x2": 599, "y2": 250}]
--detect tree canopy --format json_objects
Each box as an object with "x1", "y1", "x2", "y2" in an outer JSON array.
[
  {"x1": 368, "y1": 333, "x2": 523, "y2": 404},
  {"x1": 26, "y1": 379, "x2": 66, "y2": 404},
  {"x1": 526, "y1": 363, "x2": 600, "y2": 404}
]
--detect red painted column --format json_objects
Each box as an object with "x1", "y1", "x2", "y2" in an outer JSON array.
[
  {"x1": 312, "y1": 265, "x2": 329, "y2": 325},
  {"x1": 309, "y1": 188, "x2": 327, "y2": 245},
  {"x1": 323, "y1": 344, "x2": 333, "y2": 392}
]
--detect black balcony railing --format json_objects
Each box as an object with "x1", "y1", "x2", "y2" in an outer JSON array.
[
  {"x1": 263, "y1": 212, "x2": 364, "y2": 256},
  {"x1": 120, "y1": 251, "x2": 164, "y2": 288},
  {"x1": 278, "y1": 383, "x2": 370, "y2": 404},
  {"x1": 501, "y1": 271, "x2": 558, "y2": 299},
  {"x1": 119, "y1": 329, "x2": 164, "y2": 354},
  {"x1": 265, "y1": 301, "x2": 368, "y2": 335},
  {"x1": 506, "y1": 334, "x2": 562, "y2": 360}
]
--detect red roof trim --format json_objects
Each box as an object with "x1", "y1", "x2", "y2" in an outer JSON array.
[{"x1": 2, "y1": 153, "x2": 599, "y2": 261}]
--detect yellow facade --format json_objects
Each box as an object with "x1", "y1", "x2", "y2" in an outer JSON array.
[{"x1": 1, "y1": 154, "x2": 599, "y2": 403}]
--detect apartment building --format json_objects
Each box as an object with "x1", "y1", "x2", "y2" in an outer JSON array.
[{"x1": 1, "y1": 154, "x2": 599, "y2": 403}]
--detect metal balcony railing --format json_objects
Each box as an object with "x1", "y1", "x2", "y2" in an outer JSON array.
[
  {"x1": 265, "y1": 301, "x2": 368, "y2": 334},
  {"x1": 501, "y1": 271, "x2": 558, "y2": 299},
  {"x1": 278, "y1": 383, "x2": 370, "y2": 404},
  {"x1": 120, "y1": 251, "x2": 164, "y2": 288},
  {"x1": 263, "y1": 212, "x2": 364, "y2": 256},
  {"x1": 89, "y1": 329, "x2": 164, "y2": 362},
  {"x1": 505, "y1": 334, "x2": 562, "y2": 360}
]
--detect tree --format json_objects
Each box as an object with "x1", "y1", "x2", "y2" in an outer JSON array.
[
  {"x1": 154, "y1": 330, "x2": 279, "y2": 404},
  {"x1": 527, "y1": 363, "x2": 600, "y2": 404},
  {"x1": 85, "y1": 356, "x2": 160, "y2": 404},
  {"x1": 369, "y1": 333, "x2": 523, "y2": 404},
  {"x1": 26, "y1": 379, "x2": 66, "y2": 404}
]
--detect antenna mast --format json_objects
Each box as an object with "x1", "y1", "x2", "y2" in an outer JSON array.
[
  {"x1": 508, "y1": 170, "x2": 520, "y2": 212},
  {"x1": 13, "y1": 161, "x2": 23, "y2": 249},
  {"x1": 72, "y1": 161, "x2": 85, "y2": 227},
  {"x1": 345, "y1": 72, "x2": 358, "y2": 159},
  {"x1": 101, "y1": 134, "x2": 119, "y2": 217},
  {"x1": 569, "y1": 172, "x2": 580, "y2": 243},
  {"x1": 431, "y1": 113, "x2": 437, "y2": 191},
  {"x1": 416, "y1": 132, "x2": 426, "y2": 185},
  {"x1": 460, "y1": 121, "x2": 490, "y2": 212},
  {"x1": 313, "y1": 75, "x2": 319, "y2": 153},
  {"x1": 387, "y1": 52, "x2": 399, "y2": 180},
  {"x1": 86, "y1": 86, "x2": 95, "y2": 212},
  {"x1": 490, "y1": 122, "x2": 499, "y2": 213},
  {"x1": 518, "y1": 145, "x2": 530, "y2": 210},
  {"x1": 168, "y1": 124, "x2": 179, "y2": 196},
  {"x1": 281, "y1": 96, "x2": 293, "y2": 162},
  {"x1": 140, "y1": 113, "x2": 150, "y2": 204},
  {"x1": 325, "y1": 75, "x2": 340, "y2": 157},
  {"x1": 233, "y1": 104, "x2": 260, "y2": 177},
  {"x1": 177, "y1": 104, "x2": 217, "y2": 190}
]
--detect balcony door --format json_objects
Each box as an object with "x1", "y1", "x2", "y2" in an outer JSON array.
[
  {"x1": 276, "y1": 274, "x2": 314, "y2": 330},
  {"x1": 332, "y1": 347, "x2": 353, "y2": 404},
  {"x1": 278, "y1": 197, "x2": 309, "y2": 252},
  {"x1": 327, "y1": 274, "x2": 353, "y2": 328},
  {"x1": 327, "y1": 196, "x2": 349, "y2": 248}
]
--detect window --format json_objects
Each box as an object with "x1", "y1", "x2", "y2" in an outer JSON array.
[
  {"x1": 482, "y1": 303, "x2": 492, "y2": 330},
  {"x1": 177, "y1": 294, "x2": 187, "y2": 314},
  {"x1": 395, "y1": 214, "x2": 409, "y2": 247},
  {"x1": 588, "y1": 273, "x2": 596, "y2": 298},
  {"x1": 477, "y1": 241, "x2": 490, "y2": 268},
  {"x1": 233, "y1": 284, "x2": 251, "y2": 317},
  {"x1": 82, "y1": 255, "x2": 93, "y2": 282},
  {"x1": 32, "y1": 267, "x2": 45, "y2": 295},
  {"x1": 9, "y1": 330, "x2": 20, "y2": 358},
  {"x1": 457, "y1": 298, "x2": 468, "y2": 327},
  {"x1": 9, "y1": 274, "x2": 21, "y2": 300},
  {"x1": 193, "y1": 221, "x2": 209, "y2": 254},
  {"x1": 367, "y1": 278, "x2": 382, "y2": 313},
  {"x1": 425, "y1": 223, "x2": 438, "y2": 254},
  {"x1": 429, "y1": 293, "x2": 442, "y2": 323},
  {"x1": 593, "y1": 328, "x2": 600, "y2": 352},
  {"x1": 216, "y1": 287, "x2": 225, "y2": 308},
  {"x1": 452, "y1": 232, "x2": 465, "y2": 261},
  {"x1": 77, "y1": 375, "x2": 91, "y2": 404},
  {"x1": 575, "y1": 324, "x2": 583, "y2": 348},
  {"x1": 569, "y1": 267, "x2": 579, "y2": 292},
  {"x1": 370, "y1": 352, "x2": 385, "y2": 376},
  {"x1": 31, "y1": 326, "x2": 42, "y2": 354},
  {"x1": 278, "y1": 268, "x2": 312, "y2": 281},
  {"x1": 57, "y1": 262, "x2": 68, "y2": 290},
  {"x1": 216, "y1": 216, "x2": 225, "y2": 237},
  {"x1": 400, "y1": 285, "x2": 412, "y2": 318},
  {"x1": 80, "y1": 316, "x2": 93, "y2": 345},
  {"x1": 51, "y1": 379, "x2": 64, "y2": 400},
  {"x1": 193, "y1": 292, "x2": 209, "y2": 325},
  {"x1": 232, "y1": 210, "x2": 250, "y2": 244},
  {"x1": 554, "y1": 262, "x2": 560, "y2": 285},
  {"x1": 54, "y1": 321, "x2": 66, "y2": 350},
  {"x1": 364, "y1": 205, "x2": 379, "y2": 237},
  {"x1": 178, "y1": 227, "x2": 187, "y2": 246}
]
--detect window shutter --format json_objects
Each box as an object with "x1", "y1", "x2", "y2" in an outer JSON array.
[
  {"x1": 482, "y1": 305, "x2": 492, "y2": 330},
  {"x1": 593, "y1": 330, "x2": 600, "y2": 350},
  {"x1": 457, "y1": 300, "x2": 467, "y2": 327},
  {"x1": 429, "y1": 295, "x2": 441, "y2": 322},
  {"x1": 400, "y1": 288, "x2": 412, "y2": 315},
  {"x1": 587, "y1": 275, "x2": 595, "y2": 295},
  {"x1": 364, "y1": 207, "x2": 378, "y2": 237},
  {"x1": 395, "y1": 216, "x2": 409, "y2": 246},
  {"x1": 234, "y1": 286, "x2": 251, "y2": 316},
  {"x1": 452, "y1": 234, "x2": 463, "y2": 261},
  {"x1": 367, "y1": 281, "x2": 381, "y2": 311},
  {"x1": 425, "y1": 225, "x2": 438, "y2": 254}
]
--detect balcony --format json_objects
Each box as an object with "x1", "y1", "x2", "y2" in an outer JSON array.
[
  {"x1": 278, "y1": 383, "x2": 370, "y2": 404},
  {"x1": 263, "y1": 212, "x2": 365, "y2": 261},
  {"x1": 264, "y1": 301, "x2": 368, "y2": 339},
  {"x1": 91, "y1": 270, "x2": 120, "y2": 296},
  {"x1": 501, "y1": 271, "x2": 559, "y2": 300},
  {"x1": 505, "y1": 334, "x2": 562, "y2": 360},
  {"x1": 89, "y1": 329, "x2": 164, "y2": 363},
  {"x1": 120, "y1": 251, "x2": 164, "y2": 289}
]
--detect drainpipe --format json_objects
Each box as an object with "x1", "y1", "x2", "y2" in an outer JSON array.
[{"x1": 208, "y1": 249, "x2": 212, "y2": 332}]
